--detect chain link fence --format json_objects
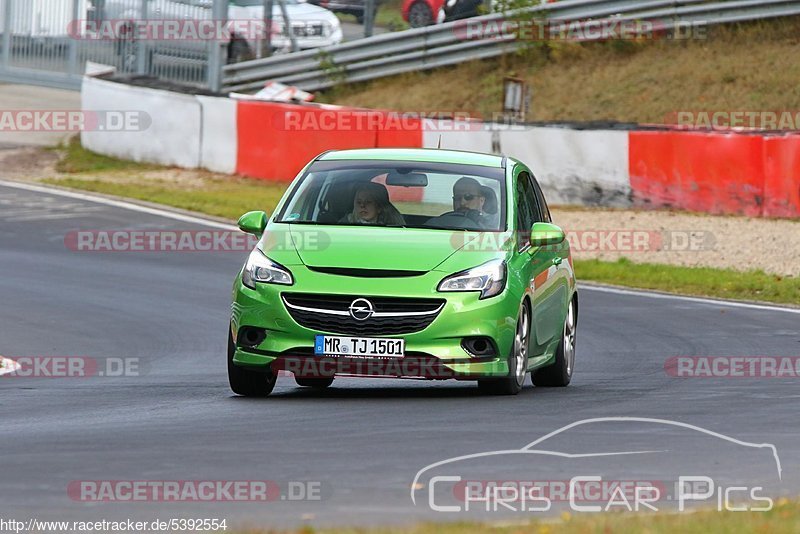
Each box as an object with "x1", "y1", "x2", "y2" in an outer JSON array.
[{"x1": 0, "y1": 0, "x2": 226, "y2": 91}]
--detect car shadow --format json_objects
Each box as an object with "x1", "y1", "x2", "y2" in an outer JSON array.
[{"x1": 229, "y1": 380, "x2": 542, "y2": 400}]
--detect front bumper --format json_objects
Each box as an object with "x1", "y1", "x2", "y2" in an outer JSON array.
[
  {"x1": 268, "y1": 27, "x2": 343, "y2": 51},
  {"x1": 230, "y1": 265, "x2": 518, "y2": 378}
]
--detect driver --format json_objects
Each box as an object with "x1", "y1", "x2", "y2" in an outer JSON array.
[
  {"x1": 452, "y1": 177, "x2": 487, "y2": 214},
  {"x1": 449, "y1": 177, "x2": 496, "y2": 228}
]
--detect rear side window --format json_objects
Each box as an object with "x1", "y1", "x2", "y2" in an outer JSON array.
[
  {"x1": 530, "y1": 174, "x2": 551, "y2": 223},
  {"x1": 515, "y1": 172, "x2": 538, "y2": 249}
]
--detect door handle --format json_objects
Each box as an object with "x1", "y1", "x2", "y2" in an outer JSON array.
[{"x1": 553, "y1": 257, "x2": 562, "y2": 266}]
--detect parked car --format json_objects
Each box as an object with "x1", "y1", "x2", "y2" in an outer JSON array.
[
  {"x1": 99, "y1": 0, "x2": 343, "y2": 65},
  {"x1": 401, "y1": 0, "x2": 484, "y2": 27},
  {"x1": 228, "y1": 148, "x2": 578, "y2": 396},
  {"x1": 308, "y1": 0, "x2": 381, "y2": 24},
  {"x1": 228, "y1": 0, "x2": 343, "y2": 56}
]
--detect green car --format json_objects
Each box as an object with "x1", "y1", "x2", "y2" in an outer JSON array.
[{"x1": 229, "y1": 148, "x2": 577, "y2": 396}]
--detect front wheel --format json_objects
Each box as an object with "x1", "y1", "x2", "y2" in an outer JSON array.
[
  {"x1": 478, "y1": 301, "x2": 530, "y2": 395},
  {"x1": 228, "y1": 330, "x2": 276, "y2": 397},
  {"x1": 407, "y1": 1, "x2": 434, "y2": 27},
  {"x1": 533, "y1": 298, "x2": 576, "y2": 387},
  {"x1": 227, "y1": 38, "x2": 253, "y2": 64}
]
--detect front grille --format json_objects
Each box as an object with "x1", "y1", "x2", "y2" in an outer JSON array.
[
  {"x1": 308, "y1": 266, "x2": 426, "y2": 278},
  {"x1": 282, "y1": 293, "x2": 445, "y2": 335},
  {"x1": 292, "y1": 24, "x2": 324, "y2": 37}
]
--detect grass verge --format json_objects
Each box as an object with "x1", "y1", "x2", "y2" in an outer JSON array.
[
  {"x1": 40, "y1": 142, "x2": 799, "y2": 307},
  {"x1": 320, "y1": 18, "x2": 800, "y2": 124},
  {"x1": 575, "y1": 258, "x2": 800, "y2": 306},
  {"x1": 42, "y1": 176, "x2": 286, "y2": 221},
  {"x1": 51, "y1": 137, "x2": 161, "y2": 174},
  {"x1": 236, "y1": 498, "x2": 800, "y2": 533},
  {"x1": 42, "y1": 138, "x2": 286, "y2": 220}
]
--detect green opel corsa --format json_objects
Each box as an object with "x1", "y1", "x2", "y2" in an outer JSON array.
[{"x1": 229, "y1": 148, "x2": 577, "y2": 396}]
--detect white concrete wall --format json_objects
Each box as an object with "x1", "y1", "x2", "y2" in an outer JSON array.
[
  {"x1": 82, "y1": 78, "x2": 238, "y2": 173},
  {"x1": 429, "y1": 122, "x2": 631, "y2": 206},
  {"x1": 82, "y1": 77, "x2": 202, "y2": 168},
  {"x1": 500, "y1": 127, "x2": 631, "y2": 206},
  {"x1": 197, "y1": 96, "x2": 238, "y2": 174}
]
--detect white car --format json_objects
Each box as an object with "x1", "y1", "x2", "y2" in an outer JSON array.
[
  {"x1": 100, "y1": 0, "x2": 343, "y2": 61},
  {"x1": 229, "y1": 0, "x2": 343, "y2": 56}
]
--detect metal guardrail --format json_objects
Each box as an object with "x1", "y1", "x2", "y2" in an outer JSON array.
[{"x1": 222, "y1": 0, "x2": 800, "y2": 93}]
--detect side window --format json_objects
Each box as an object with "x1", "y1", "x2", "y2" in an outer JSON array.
[
  {"x1": 530, "y1": 174, "x2": 551, "y2": 223},
  {"x1": 515, "y1": 172, "x2": 537, "y2": 249}
]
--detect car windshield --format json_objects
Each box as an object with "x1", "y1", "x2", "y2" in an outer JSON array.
[{"x1": 276, "y1": 159, "x2": 506, "y2": 231}]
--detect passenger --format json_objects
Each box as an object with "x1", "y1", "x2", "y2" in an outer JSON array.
[{"x1": 340, "y1": 182, "x2": 405, "y2": 226}]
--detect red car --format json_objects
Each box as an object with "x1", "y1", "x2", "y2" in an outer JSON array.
[{"x1": 402, "y1": 0, "x2": 484, "y2": 27}]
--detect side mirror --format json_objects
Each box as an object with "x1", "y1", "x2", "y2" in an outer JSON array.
[
  {"x1": 238, "y1": 211, "x2": 268, "y2": 236},
  {"x1": 529, "y1": 222, "x2": 565, "y2": 247}
]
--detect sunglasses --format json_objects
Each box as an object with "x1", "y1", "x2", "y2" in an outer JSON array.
[{"x1": 453, "y1": 193, "x2": 480, "y2": 202}]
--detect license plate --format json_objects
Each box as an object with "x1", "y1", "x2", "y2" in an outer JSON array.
[{"x1": 314, "y1": 335, "x2": 405, "y2": 358}]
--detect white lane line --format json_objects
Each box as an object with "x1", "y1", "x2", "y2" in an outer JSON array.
[
  {"x1": 581, "y1": 283, "x2": 800, "y2": 315},
  {"x1": 0, "y1": 180, "x2": 237, "y2": 230},
  {"x1": 3, "y1": 179, "x2": 798, "y2": 315},
  {"x1": 14, "y1": 211, "x2": 108, "y2": 222},
  {"x1": 0, "y1": 356, "x2": 20, "y2": 376}
]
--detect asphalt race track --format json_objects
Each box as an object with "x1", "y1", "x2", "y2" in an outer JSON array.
[{"x1": 2, "y1": 180, "x2": 799, "y2": 529}]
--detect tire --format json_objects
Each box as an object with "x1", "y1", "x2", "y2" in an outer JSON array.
[
  {"x1": 533, "y1": 297, "x2": 576, "y2": 387},
  {"x1": 228, "y1": 38, "x2": 253, "y2": 64},
  {"x1": 408, "y1": 1, "x2": 434, "y2": 27},
  {"x1": 228, "y1": 330, "x2": 276, "y2": 397},
  {"x1": 477, "y1": 301, "x2": 530, "y2": 395},
  {"x1": 295, "y1": 376, "x2": 335, "y2": 388}
]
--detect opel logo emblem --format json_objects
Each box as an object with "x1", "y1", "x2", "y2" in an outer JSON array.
[{"x1": 349, "y1": 298, "x2": 374, "y2": 321}]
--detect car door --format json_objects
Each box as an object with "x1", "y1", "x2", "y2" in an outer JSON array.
[
  {"x1": 506, "y1": 166, "x2": 548, "y2": 364},
  {"x1": 517, "y1": 169, "x2": 565, "y2": 356},
  {"x1": 530, "y1": 172, "x2": 571, "y2": 344}
]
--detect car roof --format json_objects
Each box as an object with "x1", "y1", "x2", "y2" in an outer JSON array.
[{"x1": 318, "y1": 148, "x2": 506, "y2": 168}]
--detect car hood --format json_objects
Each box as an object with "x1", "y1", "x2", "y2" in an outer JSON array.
[{"x1": 282, "y1": 225, "x2": 489, "y2": 272}]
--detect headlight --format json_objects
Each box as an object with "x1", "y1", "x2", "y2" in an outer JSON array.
[
  {"x1": 437, "y1": 259, "x2": 506, "y2": 299},
  {"x1": 241, "y1": 249, "x2": 293, "y2": 289}
]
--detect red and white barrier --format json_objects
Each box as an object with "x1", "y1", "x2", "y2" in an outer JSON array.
[{"x1": 80, "y1": 77, "x2": 800, "y2": 218}]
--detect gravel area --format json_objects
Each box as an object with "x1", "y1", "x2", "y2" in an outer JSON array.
[{"x1": 552, "y1": 208, "x2": 800, "y2": 277}]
